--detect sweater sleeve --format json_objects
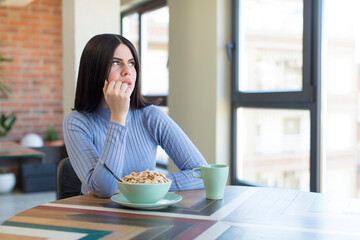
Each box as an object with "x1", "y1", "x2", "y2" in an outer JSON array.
[
  {"x1": 63, "y1": 112, "x2": 127, "y2": 198},
  {"x1": 144, "y1": 106, "x2": 208, "y2": 191}
]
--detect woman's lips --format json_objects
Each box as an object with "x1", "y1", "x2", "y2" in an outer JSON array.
[{"x1": 122, "y1": 79, "x2": 132, "y2": 87}]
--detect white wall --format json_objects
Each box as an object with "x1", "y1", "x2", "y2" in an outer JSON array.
[{"x1": 62, "y1": 0, "x2": 120, "y2": 115}]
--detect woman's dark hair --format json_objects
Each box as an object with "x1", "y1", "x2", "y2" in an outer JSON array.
[{"x1": 74, "y1": 34, "x2": 151, "y2": 112}]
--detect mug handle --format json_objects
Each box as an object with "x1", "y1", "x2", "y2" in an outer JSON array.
[{"x1": 192, "y1": 168, "x2": 202, "y2": 178}]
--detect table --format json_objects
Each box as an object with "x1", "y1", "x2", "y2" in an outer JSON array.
[
  {"x1": 0, "y1": 141, "x2": 45, "y2": 166},
  {"x1": 1, "y1": 186, "x2": 360, "y2": 239}
]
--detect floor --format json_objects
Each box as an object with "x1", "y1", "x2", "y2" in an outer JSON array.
[{"x1": 0, "y1": 189, "x2": 56, "y2": 224}]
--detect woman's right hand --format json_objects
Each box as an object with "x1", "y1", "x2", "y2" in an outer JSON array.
[{"x1": 103, "y1": 80, "x2": 132, "y2": 126}]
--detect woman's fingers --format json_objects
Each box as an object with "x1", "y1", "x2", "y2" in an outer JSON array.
[
  {"x1": 88, "y1": 191, "x2": 97, "y2": 197},
  {"x1": 120, "y1": 83, "x2": 129, "y2": 94},
  {"x1": 108, "y1": 80, "x2": 116, "y2": 91},
  {"x1": 113, "y1": 81, "x2": 122, "y2": 95},
  {"x1": 105, "y1": 81, "x2": 119, "y2": 95},
  {"x1": 125, "y1": 84, "x2": 132, "y2": 98},
  {"x1": 104, "y1": 81, "x2": 130, "y2": 101}
]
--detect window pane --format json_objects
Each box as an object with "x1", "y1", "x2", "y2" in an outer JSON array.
[
  {"x1": 122, "y1": 13, "x2": 139, "y2": 52},
  {"x1": 141, "y1": 6, "x2": 169, "y2": 96},
  {"x1": 322, "y1": 0, "x2": 360, "y2": 198},
  {"x1": 238, "y1": 0, "x2": 303, "y2": 92},
  {"x1": 236, "y1": 108, "x2": 310, "y2": 191}
]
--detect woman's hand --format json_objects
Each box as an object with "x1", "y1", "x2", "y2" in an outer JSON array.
[
  {"x1": 88, "y1": 191, "x2": 97, "y2": 197},
  {"x1": 103, "y1": 80, "x2": 132, "y2": 126}
]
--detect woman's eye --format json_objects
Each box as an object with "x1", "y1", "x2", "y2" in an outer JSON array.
[
  {"x1": 128, "y1": 61, "x2": 135, "y2": 67},
  {"x1": 112, "y1": 61, "x2": 120, "y2": 66}
]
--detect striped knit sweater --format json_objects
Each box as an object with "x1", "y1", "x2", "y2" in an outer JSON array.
[{"x1": 63, "y1": 104, "x2": 207, "y2": 198}]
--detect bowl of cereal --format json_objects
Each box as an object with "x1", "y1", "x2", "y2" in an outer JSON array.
[{"x1": 118, "y1": 170, "x2": 172, "y2": 204}]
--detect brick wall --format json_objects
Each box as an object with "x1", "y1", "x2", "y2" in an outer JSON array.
[{"x1": 0, "y1": 0, "x2": 63, "y2": 141}]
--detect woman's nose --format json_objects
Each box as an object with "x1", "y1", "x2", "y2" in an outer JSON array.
[{"x1": 121, "y1": 65, "x2": 130, "y2": 76}]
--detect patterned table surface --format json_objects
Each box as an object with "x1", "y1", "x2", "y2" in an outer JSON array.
[{"x1": 1, "y1": 186, "x2": 360, "y2": 239}]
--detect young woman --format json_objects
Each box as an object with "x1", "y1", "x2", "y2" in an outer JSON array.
[{"x1": 63, "y1": 34, "x2": 207, "y2": 198}]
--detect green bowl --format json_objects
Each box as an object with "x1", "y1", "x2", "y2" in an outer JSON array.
[{"x1": 117, "y1": 180, "x2": 172, "y2": 204}]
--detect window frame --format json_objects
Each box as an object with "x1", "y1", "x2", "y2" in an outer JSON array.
[{"x1": 230, "y1": 0, "x2": 322, "y2": 192}]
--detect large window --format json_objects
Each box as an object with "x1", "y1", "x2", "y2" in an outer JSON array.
[
  {"x1": 231, "y1": 0, "x2": 321, "y2": 192},
  {"x1": 232, "y1": 0, "x2": 360, "y2": 198}
]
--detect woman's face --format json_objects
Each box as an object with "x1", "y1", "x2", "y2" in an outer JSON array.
[{"x1": 107, "y1": 43, "x2": 137, "y2": 95}]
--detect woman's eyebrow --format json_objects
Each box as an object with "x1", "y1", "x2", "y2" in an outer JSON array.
[{"x1": 113, "y1": 57, "x2": 135, "y2": 61}]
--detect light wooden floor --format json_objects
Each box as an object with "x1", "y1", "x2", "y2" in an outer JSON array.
[{"x1": 0, "y1": 189, "x2": 56, "y2": 224}]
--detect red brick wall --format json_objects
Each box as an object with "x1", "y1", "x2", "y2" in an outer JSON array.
[{"x1": 0, "y1": 0, "x2": 63, "y2": 141}]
